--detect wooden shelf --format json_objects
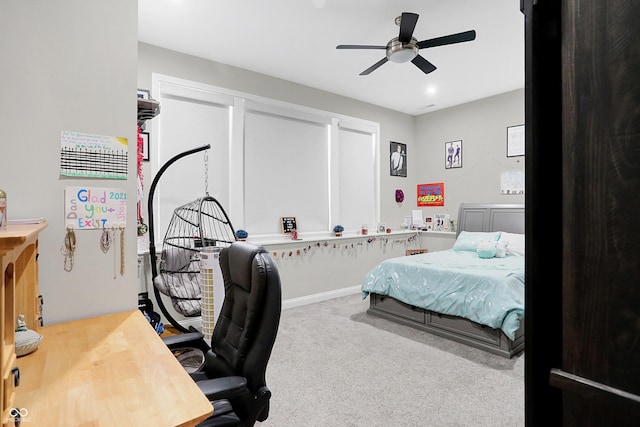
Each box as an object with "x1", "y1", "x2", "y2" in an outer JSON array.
[
  {"x1": 0, "y1": 222, "x2": 46, "y2": 426},
  {"x1": 137, "y1": 97, "x2": 160, "y2": 129}
]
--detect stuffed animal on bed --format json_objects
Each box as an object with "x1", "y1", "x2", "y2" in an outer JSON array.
[{"x1": 476, "y1": 240, "x2": 508, "y2": 259}]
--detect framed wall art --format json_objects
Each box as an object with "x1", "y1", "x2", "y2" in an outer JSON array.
[
  {"x1": 507, "y1": 124, "x2": 525, "y2": 157},
  {"x1": 140, "y1": 132, "x2": 150, "y2": 161},
  {"x1": 137, "y1": 89, "x2": 150, "y2": 100},
  {"x1": 445, "y1": 140, "x2": 462, "y2": 169},
  {"x1": 417, "y1": 182, "x2": 445, "y2": 207},
  {"x1": 390, "y1": 141, "x2": 407, "y2": 177}
]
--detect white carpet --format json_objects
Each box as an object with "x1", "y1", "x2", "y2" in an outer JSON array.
[{"x1": 261, "y1": 293, "x2": 524, "y2": 427}]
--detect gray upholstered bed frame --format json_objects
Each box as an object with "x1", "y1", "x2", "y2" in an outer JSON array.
[{"x1": 366, "y1": 203, "x2": 525, "y2": 358}]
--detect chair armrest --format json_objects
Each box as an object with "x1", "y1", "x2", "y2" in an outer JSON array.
[
  {"x1": 197, "y1": 376, "x2": 248, "y2": 401},
  {"x1": 162, "y1": 332, "x2": 208, "y2": 351}
]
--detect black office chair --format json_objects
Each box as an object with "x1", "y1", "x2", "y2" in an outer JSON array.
[{"x1": 163, "y1": 241, "x2": 282, "y2": 427}]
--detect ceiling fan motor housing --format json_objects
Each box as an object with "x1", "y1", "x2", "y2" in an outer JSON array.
[
  {"x1": 387, "y1": 37, "x2": 418, "y2": 63},
  {"x1": 336, "y1": 12, "x2": 475, "y2": 75}
]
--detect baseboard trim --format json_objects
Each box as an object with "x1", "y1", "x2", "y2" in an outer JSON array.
[
  {"x1": 175, "y1": 285, "x2": 362, "y2": 329},
  {"x1": 282, "y1": 285, "x2": 361, "y2": 310}
]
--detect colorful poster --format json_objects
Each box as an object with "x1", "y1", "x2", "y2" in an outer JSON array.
[
  {"x1": 417, "y1": 183, "x2": 445, "y2": 207},
  {"x1": 65, "y1": 186, "x2": 127, "y2": 229},
  {"x1": 60, "y1": 130, "x2": 128, "y2": 179}
]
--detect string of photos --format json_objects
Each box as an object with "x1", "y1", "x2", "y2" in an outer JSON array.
[{"x1": 270, "y1": 233, "x2": 420, "y2": 259}]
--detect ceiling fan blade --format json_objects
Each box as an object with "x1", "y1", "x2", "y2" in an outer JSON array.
[
  {"x1": 360, "y1": 57, "x2": 388, "y2": 75},
  {"x1": 417, "y1": 30, "x2": 477, "y2": 49},
  {"x1": 398, "y1": 12, "x2": 419, "y2": 43},
  {"x1": 411, "y1": 55, "x2": 437, "y2": 75},
  {"x1": 336, "y1": 45, "x2": 386, "y2": 50}
]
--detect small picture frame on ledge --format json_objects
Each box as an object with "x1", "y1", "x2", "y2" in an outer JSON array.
[{"x1": 280, "y1": 216, "x2": 297, "y2": 234}]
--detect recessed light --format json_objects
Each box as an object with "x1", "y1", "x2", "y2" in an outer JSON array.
[{"x1": 426, "y1": 86, "x2": 437, "y2": 95}]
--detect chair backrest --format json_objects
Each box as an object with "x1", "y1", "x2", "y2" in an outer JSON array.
[{"x1": 212, "y1": 241, "x2": 282, "y2": 392}]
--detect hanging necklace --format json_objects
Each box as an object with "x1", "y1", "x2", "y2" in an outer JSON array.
[
  {"x1": 100, "y1": 227, "x2": 112, "y2": 253},
  {"x1": 61, "y1": 227, "x2": 76, "y2": 272},
  {"x1": 113, "y1": 231, "x2": 117, "y2": 279},
  {"x1": 119, "y1": 227, "x2": 125, "y2": 276}
]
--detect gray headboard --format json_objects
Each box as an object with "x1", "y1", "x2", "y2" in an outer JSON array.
[{"x1": 457, "y1": 203, "x2": 525, "y2": 236}]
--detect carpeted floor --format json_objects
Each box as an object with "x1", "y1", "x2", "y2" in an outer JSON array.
[{"x1": 261, "y1": 293, "x2": 524, "y2": 426}]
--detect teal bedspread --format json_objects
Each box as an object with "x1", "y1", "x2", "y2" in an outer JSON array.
[{"x1": 361, "y1": 250, "x2": 524, "y2": 339}]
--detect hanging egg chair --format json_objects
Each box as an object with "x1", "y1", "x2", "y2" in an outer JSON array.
[
  {"x1": 153, "y1": 196, "x2": 235, "y2": 317},
  {"x1": 147, "y1": 145, "x2": 236, "y2": 333}
]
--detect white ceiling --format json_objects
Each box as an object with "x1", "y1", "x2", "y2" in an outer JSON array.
[{"x1": 138, "y1": 0, "x2": 524, "y2": 116}]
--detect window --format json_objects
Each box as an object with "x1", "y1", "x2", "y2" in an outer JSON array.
[{"x1": 152, "y1": 74, "x2": 379, "y2": 239}]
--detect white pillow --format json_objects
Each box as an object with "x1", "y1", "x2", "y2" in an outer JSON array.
[{"x1": 499, "y1": 232, "x2": 525, "y2": 256}]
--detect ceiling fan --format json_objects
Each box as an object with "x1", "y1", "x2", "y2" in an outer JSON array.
[{"x1": 336, "y1": 12, "x2": 476, "y2": 76}]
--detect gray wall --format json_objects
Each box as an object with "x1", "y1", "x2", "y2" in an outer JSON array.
[
  {"x1": 138, "y1": 42, "x2": 418, "y2": 230},
  {"x1": 414, "y1": 89, "x2": 525, "y2": 221},
  {"x1": 0, "y1": 2, "x2": 139, "y2": 324}
]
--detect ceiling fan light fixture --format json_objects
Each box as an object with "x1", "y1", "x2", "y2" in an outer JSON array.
[{"x1": 387, "y1": 38, "x2": 418, "y2": 63}]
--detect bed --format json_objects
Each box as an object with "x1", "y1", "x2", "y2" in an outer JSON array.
[{"x1": 361, "y1": 203, "x2": 525, "y2": 358}]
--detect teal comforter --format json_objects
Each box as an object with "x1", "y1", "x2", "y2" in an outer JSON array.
[{"x1": 361, "y1": 249, "x2": 524, "y2": 339}]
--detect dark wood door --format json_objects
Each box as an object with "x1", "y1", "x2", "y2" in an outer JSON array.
[{"x1": 524, "y1": 0, "x2": 640, "y2": 425}]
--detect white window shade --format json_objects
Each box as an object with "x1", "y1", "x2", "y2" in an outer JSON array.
[
  {"x1": 155, "y1": 93, "x2": 230, "y2": 238},
  {"x1": 153, "y1": 74, "x2": 380, "y2": 240},
  {"x1": 244, "y1": 111, "x2": 329, "y2": 235},
  {"x1": 336, "y1": 128, "x2": 377, "y2": 231}
]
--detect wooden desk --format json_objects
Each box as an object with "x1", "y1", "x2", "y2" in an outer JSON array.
[
  {"x1": 1, "y1": 222, "x2": 47, "y2": 425},
  {"x1": 14, "y1": 310, "x2": 213, "y2": 426}
]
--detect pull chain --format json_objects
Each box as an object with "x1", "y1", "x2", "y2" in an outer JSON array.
[
  {"x1": 204, "y1": 149, "x2": 209, "y2": 196},
  {"x1": 120, "y1": 227, "x2": 125, "y2": 276},
  {"x1": 100, "y1": 227, "x2": 112, "y2": 253},
  {"x1": 113, "y1": 231, "x2": 117, "y2": 279}
]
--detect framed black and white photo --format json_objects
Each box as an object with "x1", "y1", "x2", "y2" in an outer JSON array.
[
  {"x1": 445, "y1": 140, "x2": 462, "y2": 169},
  {"x1": 390, "y1": 141, "x2": 407, "y2": 177},
  {"x1": 507, "y1": 124, "x2": 525, "y2": 157},
  {"x1": 140, "y1": 132, "x2": 149, "y2": 161}
]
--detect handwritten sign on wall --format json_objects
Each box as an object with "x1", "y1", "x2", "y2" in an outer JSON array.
[
  {"x1": 65, "y1": 186, "x2": 127, "y2": 229},
  {"x1": 60, "y1": 130, "x2": 128, "y2": 179}
]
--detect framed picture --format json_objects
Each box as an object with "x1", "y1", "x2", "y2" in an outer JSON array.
[
  {"x1": 417, "y1": 182, "x2": 445, "y2": 207},
  {"x1": 390, "y1": 141, "x2": 407, "y2": 177},
  {"x1": 140, "y1": 132, "x2": 149, "y2": 161},
  {"x1": 137, "y1": 89, "x2": 150, "y2": 100},
  {"x1": 507, "y1": 124, "x2": 525, "y2": 157},
  {"x1": 445, "y1": 140, "x2": 462, "y2": 169}
]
